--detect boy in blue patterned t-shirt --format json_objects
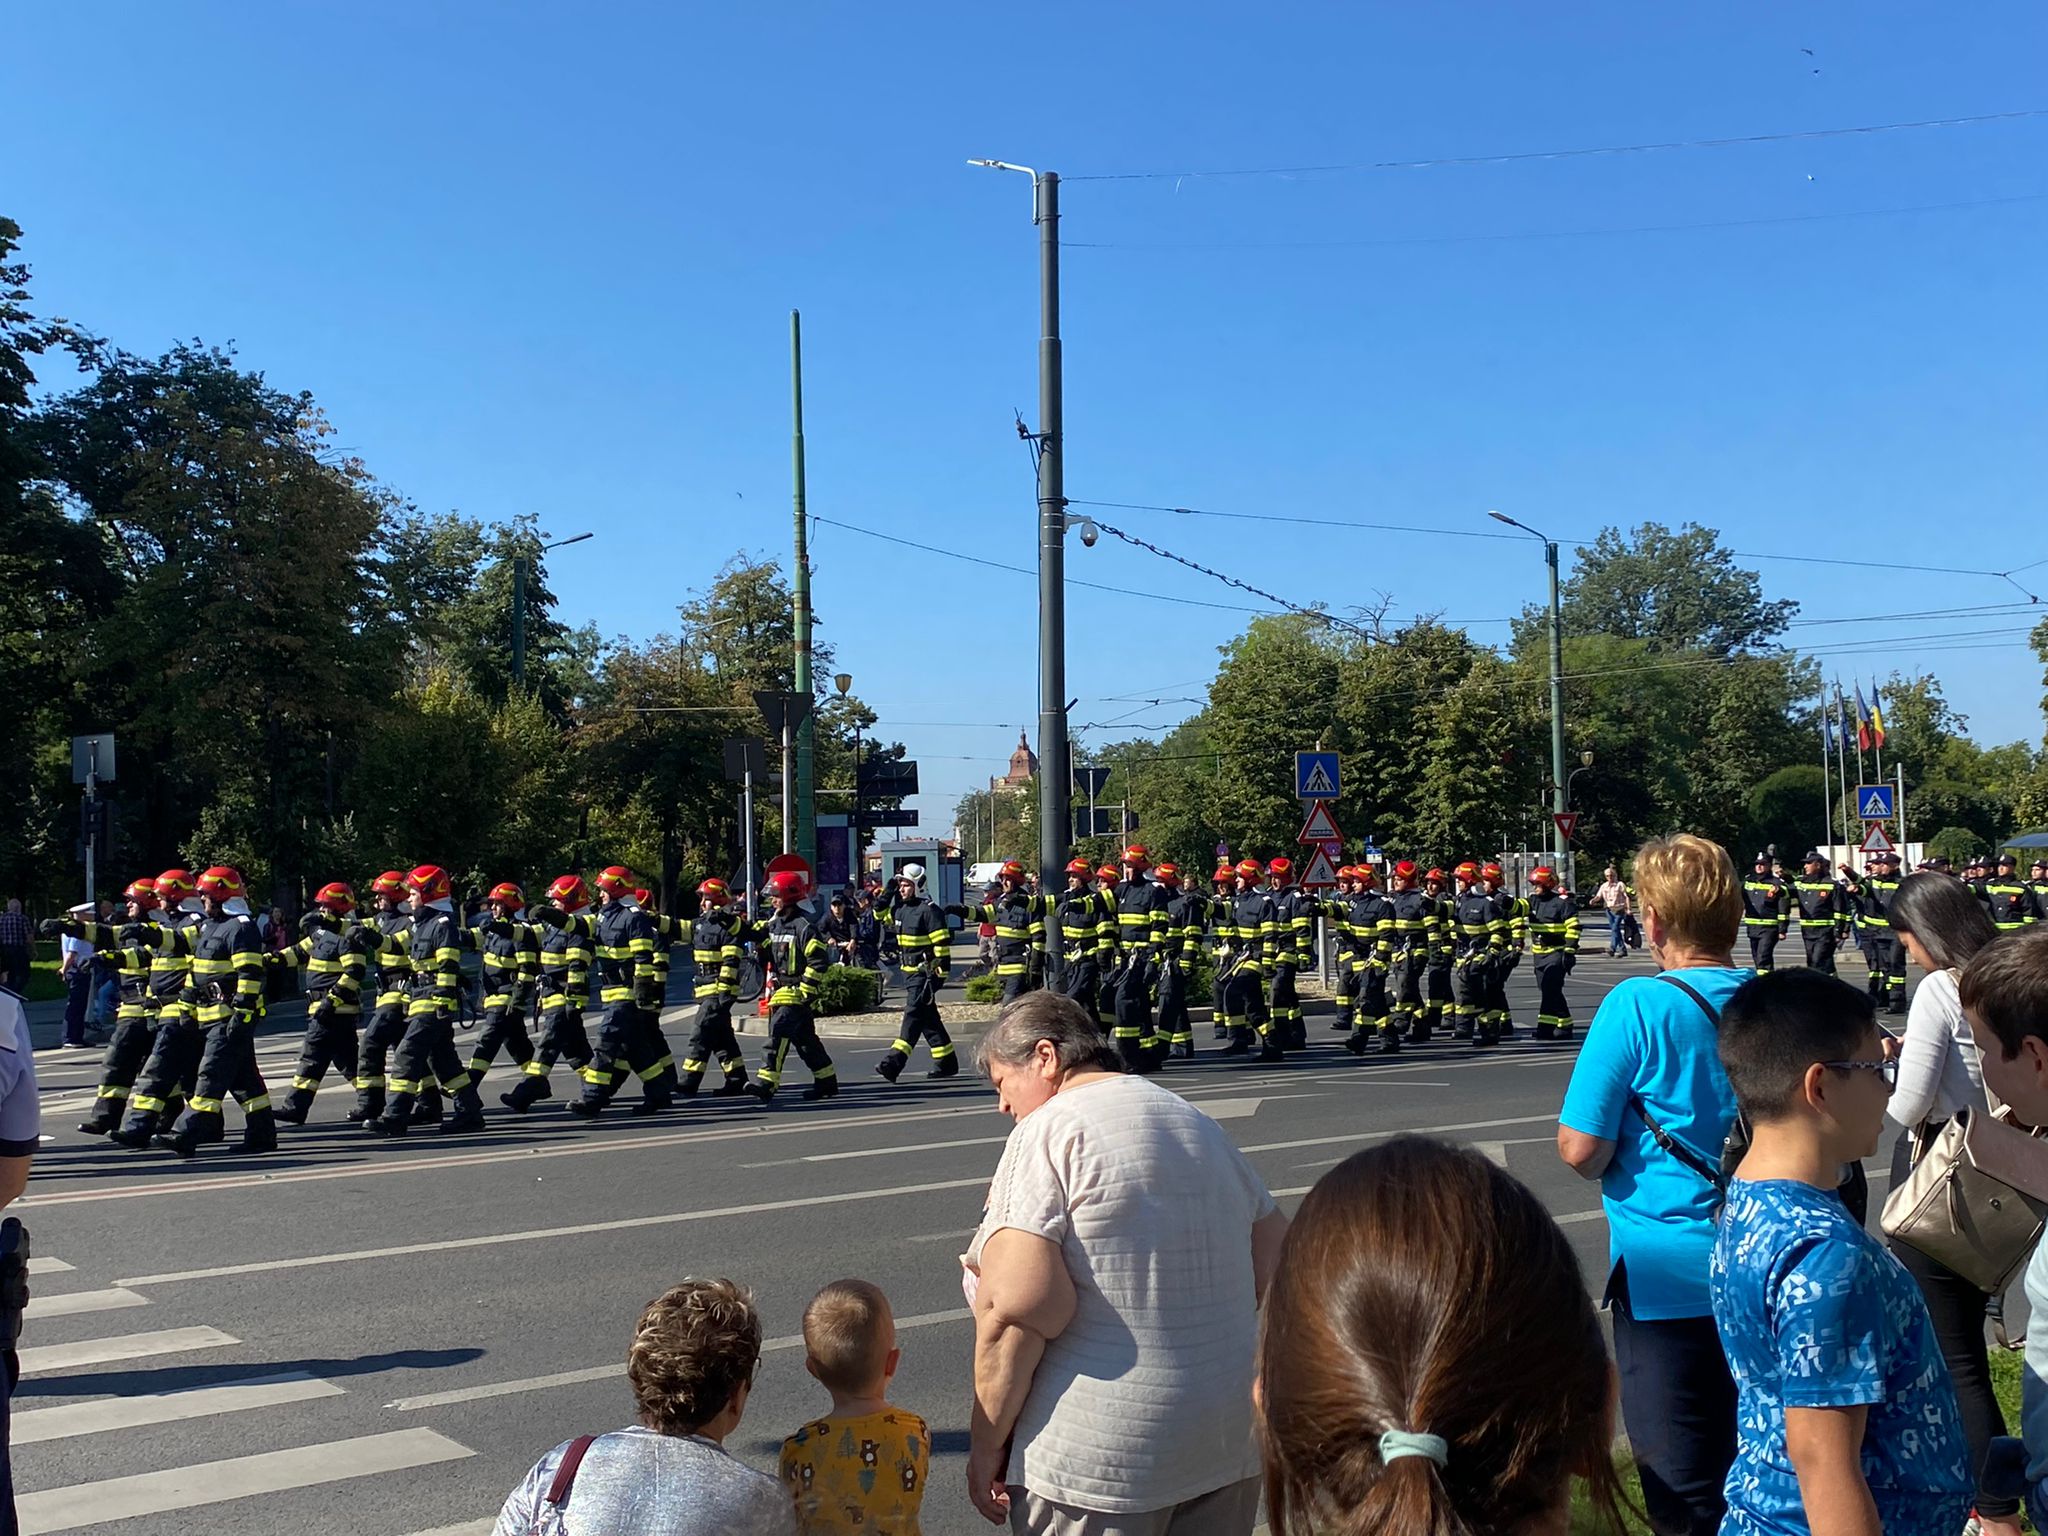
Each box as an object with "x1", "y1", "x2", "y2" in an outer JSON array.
[{"x1": 1710, "y1": 970, "x2": 1972, "y2": 1536}]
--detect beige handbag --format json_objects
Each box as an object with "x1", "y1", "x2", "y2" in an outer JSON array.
[{"x1": 1881, "y1": 1106, "x2": 2048, "y2": 1292}]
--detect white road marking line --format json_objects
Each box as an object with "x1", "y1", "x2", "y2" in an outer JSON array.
[
  {"x1": 27, "y1": 1258, "x2": 73, "y2": 1275},
  {"x1": 907, "y1": 1229, "x2": 976, "y2": 1244},
  {"x1": 27, "y1": 1287, "x2": 147, "y2": 1319},
  {"x1": 401, "y1": 1523, "x2": 496, "y2": 1536},
  {"x1": 13, "y1": 1370, "x2": 342, "y2": 1444},
  {"x1": 19, "y1": 1326, "x2": 239, "y2": 1375},
  {"x1": 747, "y1": 1134, "x2": 1007, "y2": 1169},
  {"x1": 118, "y1": 1176, "x2": 995, "y2": 1288},
  {"x1": 387, "y1": 1308, "x2": 972, "y2": 1411},
  {"x1": 1240, "y1": 1112, "x2": 1557, "y2": 1157},
  {"x1": 1470, "y1": 1135, "x2": 1561, "y2": 1167},
  {"x1": 1555, "y1": 1210, "x2": 1606, "y2": 1225},
  {"x1": 17, "y1": 1428, "x2": 474, "y2": 1535}
]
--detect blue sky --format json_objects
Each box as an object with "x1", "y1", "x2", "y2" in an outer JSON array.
[{"x1": 10, "y1": 3, "x2": 2047, "y2": 830}]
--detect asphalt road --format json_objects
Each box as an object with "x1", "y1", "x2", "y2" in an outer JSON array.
[{"x1": 7, "y1": 945, "x2": 1892, "y2": 1536}]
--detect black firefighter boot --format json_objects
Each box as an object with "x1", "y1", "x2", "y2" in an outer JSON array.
[
  {"x1": 499, "y1": 1069, "x2": 553, "y2": 1112},
  {"x1": 241, "y1": 1106, "x2": 278, "y2": 1154},
  {"x1": 346, "y1": 1084, "x2": 384, "y2": 1123},
  {"x1": 272, "y1": 1086, "x2": 314, "y2": 1126},
  {"x1": 711, "y1": 1058, "x2": 751, "y2": 1096},
  {"x1": 368, "y1": 1090, "x2": 415, "y2": 1137},
  {"x1": 409, "y1": 1085, "x2": 444, "y2": 1127},
  {"x1": 442, "y1": 1084, "x2": 486, "y2": 1133},
  {"x1": 158, "y1": 1106, "x2": 225, "y2": 1158},
  {"x1": 108, "y1": 1107, "x2": 164, "y2": 1149},
  {"x1": 1220, "y1": 1026, "x2": 1252, "y2": 1057},
  {"x1": 76, "y1": 1096, "x2": 123, "y2": 1136}
]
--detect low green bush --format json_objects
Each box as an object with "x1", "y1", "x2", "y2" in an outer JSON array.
[
  {"x1": 963, "y1": 973, "x2": 1003, "y2": 1003},
  {"x1": 813, "y1": 965, "x2": 880, "y2": 1016}
]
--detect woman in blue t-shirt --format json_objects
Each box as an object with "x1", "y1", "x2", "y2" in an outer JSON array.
[{"x1": 1558, "y1": 832, "x2": 1749, "y2": 1536}]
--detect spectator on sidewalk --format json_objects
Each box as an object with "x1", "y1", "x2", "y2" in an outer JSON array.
[
  {"x1": 1595, "y1": 866, "x2": 1631, "y2": 956},
  {"x1": 57, "y1": 902, "x2": 95, "y2": 1047},
  {"x1": 1882, "y1": 871, "x2": 2007, "y2": 1514},
  {"x1": 0, "y1": 983, "x2": 39, "y2": 1533},
  {"x1": 491, "y1": 1278, "x2": 795, "y2": 1535},
  {"x1": 1557, "y1": 833, "x2": 1747, "y2": 1535},
  {"x1": 0, "y1": 904, "x2": 29, "y2": 997},
  {"x1": 1258, "y1": 1135, "x2": 1626, "y2": 1536},
  {"x1": 1712, "y1": 969, "x2": 1973, "y2": 1536},
  {"x1": 1957, "y1": 929, "x2": 2048, "y2": 1534},
  {"x1": 964, "y1": 991, "x2": 1289, "y2": 1532},
  {"x1": 779, "y1": 1278, "x2": 928, "y2": 1535}
]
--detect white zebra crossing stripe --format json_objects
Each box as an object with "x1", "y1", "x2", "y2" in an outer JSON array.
[
  {"x1": 13, "y1": 1370, "x2": 342, "y2": 1444},
  {"x1": 16, "y1": 1427, "x2": 474, "y2": 1535},
  {"x1": 18, "y1": 1326, "x2": 238, "y2": 1375},
  {"x1": 26, "y1": 1287, "x2": 147, "y2": 1320},
  {"x1": 26, "y1": 1258, "x2": 73, "y2": 1275}
]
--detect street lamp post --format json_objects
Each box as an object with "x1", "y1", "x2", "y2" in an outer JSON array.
[
  {"x1": 1565, "y1": 748, "x2": 1595, "y2": 892},
  {"x1": 971, "y1": 157, "x2": 1070, "y2": 887},
  {"x1": 512, "y1": 531, "x2": 594, "y2": 687},
  {"x1": 1488, "y1": 511, "x2": 1567, "y2": 867},
  {"x1": 834, "y1": 672, "x2": 860, "y2": 886}
]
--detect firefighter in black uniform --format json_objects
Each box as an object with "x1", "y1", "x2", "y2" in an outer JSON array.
[
  {"x1": 1385, "y1": 861, "x2": 1438, "y2": 1043},
  {"x1": 352, "y1": 870, "x2": 415, "y2": 1123},
  {"x1": 2030, "y1": 859, "x2": 2048, "y2": 913},
  {"x1": 503, "y1": 874, "x2": 597, "y2": 1110},
  {"x1": 1092, "y1": 863, "x2": 1123, "y2": 1038},
  {"x1": 1108, "y1": 845, "x2": 1169, "y2": 1071},
  {"x1": 161, "y1": 866, "x2": 277, "y2": 1156},
  {"x1": 1742, "y1": 851, "x2": 1792, "y2": 975},
  {"x1": 1216, "y1": 859, "x2": 1276, "y2": 1058},
  {"x1": 1423, "y1": 867, "x2": 1456, "y2": 1038},
  {"x1": 1524, "y1": 867, "x2": 1581, "y2": 1040},
  {"x1": 633, "y1": 886, "x2": 683, "y2": 1099},
  {"x1": 676, "y1": 877, "x2": 752, "y2": 1098},
  {"x1": 749, "y1": 869, "x2": 839, "y2": 1101},
  {"x1": 462, "y1": 881, "x2": 541, "y2": 1096},
  {"x1": 372, "y1": 864, "x2": 490, "y2": 1135},
  {"x1": 1207, "y1": 864, "x2": 1235, "y2": 1039},
  {"x1": 1977, "y1": 853, "x2": 2044, "y2": 934},
  {"x1": 567, "y1": 866, "x2": 675, "y2": 1117},
  {"x1": 875, "y1": 864, "x2": 956, "y2": 1081},
  {"x1": 1325, "y1": 866, "x2": 1365, "y2": 1039},
  {"x1": 46, "y1": 878, "x2": 163, "y2": 1135},
  {"x1": 1264, "y1": 856, "x2": 1312, "y2": 1051},
  {"x1": 1153, "y1": 862, "x2": 1201, "y2": 1059},
  {"x1": 105, "y1": 869, "x2": 203, "y2": 1149},
  {"x1": 1482, "y1": 862, "x2": 1523, "y2": 1040},
  {"x1": 1794, "y1": 851, "x2": 1850, "y2": 974},
  {"x1": 1341, "y1": 865, "x2": 1398, "y2": 1056},
  {"x1": 1843, "y1": 850, "x2": 1907, "y2": 1013},
  {"x1": 953, "y1": 861, "x2": 1045, "y2": 1005},
  {"x1": 1050, "y1": 858, "x2": 1108, "y2": 1024},
  {"x1": 269, "y1": 881, "x2": 375, "y2": 1123},
  {"x1": 1449, "y1": 861, "x2": 1506, "y2": 1047}
]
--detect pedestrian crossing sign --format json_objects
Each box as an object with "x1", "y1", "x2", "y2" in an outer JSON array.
[
  {"x1": 1295, "y1": 751, "x2": 1340, "y2": 799},
  {"x1": 1856, "y1": 785, "x2": 1895, "y2": 821},
  {"x1": 1859, "y1": 825, "x2": 1895, "y2": 855}
]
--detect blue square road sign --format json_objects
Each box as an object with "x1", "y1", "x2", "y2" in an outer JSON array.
[
  {"x1": 1855, "y1": 785, "x2": 1895, "y2": 821},
  {"x1": 1295, "y1": 751, "x2": 1341, "y2": 800}
]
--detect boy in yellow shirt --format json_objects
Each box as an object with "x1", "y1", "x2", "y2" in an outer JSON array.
[{"x1": 779, "y1": 1278, "x2": 928, "y2": 1536}]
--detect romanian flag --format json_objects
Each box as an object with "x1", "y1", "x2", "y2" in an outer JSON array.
[
  {"x1": 1869, "y1": 682, "x2": 1887, "y2": 749},
  {"x1": 1853, "y1": 685, "x2": 1872, "y2": 753}
]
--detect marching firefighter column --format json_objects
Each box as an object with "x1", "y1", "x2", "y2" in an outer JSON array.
[
  {"x1": 162, "y1": 866, "x2": 277, "y2": 1156},
  {"x1": 1154, "y1": 863, "x2": 1201, "y2": 1059},
  {"x1": 1340, "y1": 866, "x2": 1397, "y2": 1056},
  {"x1": 462, "y1": 882, "x2": 541, "y2": 1095},
  {"x1": 1483, "y1": 862, "x2": 1524, "y2": 1039},
  {"x1": 1449, "y1": 862, "x2": 1506, "y2": 1047},
  {"x1": 953, "y1": 861, "x2": 1045, "y2": 1005},
  {"x1": 1423, "y1": 868, "x2": 1456, "y2": 1038},
  {"x1": 1263, "y1": 857, "x2": 1312, "y2": 1051},
  {"x1": 1384, "y1": 862, "x2": 1436, "y2": 1043},
  {"x1": 1205, "y1": 864, "x2": 1235, "y2": 1040},
  {"x1": 750, "y1": 870, "x2": 838, "y2": 1101},
  {"x1": 1110, "y1": 845, "x2": 1169, "y2": 1071},
  {"x1": 677, "y1": 878, "x2": 752, "y2": 1097},
  {"x1": 1524, "y1": 866, "x2": 1580, "y2": 1040},
  {"x1": 352, "y1": 870, "x2": 415, "y2": 1124},
  {"x1": 1845, "y1": 849, "x2": 1906, "y2": 1014},
  {"x1": 106, "y1": 869, "x2": 203, "y2": 1149},
  {"x1": 1742, "y1": 852, "x2": 1792, "y2": 976},
  {"x1": 45, "y1": 878, "x2": 162, "y2": 1135},
  {"x1": 1794, "y1": 851, "x2": 1849, "y2": 974},
  {"x1": 1217, "y1": 860, "x2": 1277, "y2": 1060},
  {"x1": 372, "y1": 864, "x2": 488, "y2": 1136},
  {"x1": 570, "y1": 868, "x2": 675, "y2": 1117},
  {"x1": 504, "y1": 874, "x2": 597, "y2": 1110},
  {"x1": 877, "y1": 864, "x2": 957, "y2": 1082},
  {"x1": 1050, "y1": 859, "x2": 1109, "y2": 1023},
  {"x1": 269, "y1": 882, "x2": 374, "y2": 1123}
]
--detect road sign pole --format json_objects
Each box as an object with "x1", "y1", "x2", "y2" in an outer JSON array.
[
  {"x1": 1546, "y1": 538, "x2": 1566, "y2": 869},
  {"x1": 791, "y1": 310, "x2": 817, "y2": 869},
  {"x1": 743, "y1": 768, "x2": 756, "y2": 913},
  {"x1": 1034, "y1": 170, "x2": 1070, "y2": 887}
]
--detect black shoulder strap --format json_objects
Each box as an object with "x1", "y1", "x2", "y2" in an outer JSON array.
[
  {"x1": 1655, "y1": 972, "x2": 1720, "y2": 1025},
  {"x1": 1626, "y1": 975, "x2": 1729, "y2": 1195}
]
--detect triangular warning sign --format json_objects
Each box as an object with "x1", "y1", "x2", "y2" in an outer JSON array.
[
  {"x1": 1297, "y1": 801, "x2": 1343, "y2": 844},
  {"x1": 1859, "y1": 789, "x2": 1890, "y2": 819},
  {"x1": 1301, "y1": 761, "x2": 1337, "y2": 796},
  {"x1": 1552, "y1": 811, "x2": 1580, "y2": 842},
  {"x1": 1299, "y1": 846, "x2": 1341, "y2": 888},
  {"x1": 1859, "y1": 825, "x2": 1895, "y2": 855}
]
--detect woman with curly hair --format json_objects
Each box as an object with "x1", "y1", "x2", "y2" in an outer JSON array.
[{"x1": 492, "y1": 1277, "x2": 796, "y2": 1535}]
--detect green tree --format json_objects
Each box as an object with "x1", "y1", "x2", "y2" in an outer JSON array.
[
  {"x1": 1205, "y1": 617, "x2": 1342, "y2": 854},
  {"x1": 1516, "y1": 522, "x2": 1797, "y2": 658}
]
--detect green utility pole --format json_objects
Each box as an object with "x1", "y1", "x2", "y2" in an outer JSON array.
[{"x1": 791, "y1": 310, "x2": 817, "y2": 868}]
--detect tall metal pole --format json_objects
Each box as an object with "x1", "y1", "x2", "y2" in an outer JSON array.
[
  {"x1": 1833, "y1": 684, "x2": 1852, "y2": 860},
  {"x1": 1035, "y1": 171, "x2": 1070, "y2": 886},
  {"x1": 1819, "y1": 685, "x2": 1835, "y2": 860},
  {"x1": 742, "y1": 769, "x2": 757, "y2": 913},
  {"x1": 511, "y1": 554, "x2": 527, "y2": 687},
  {"x1": 791, "y1": 311, "x2": 817, "y2": 868},
  {"x1": 781, "y1": 716, "x2": 795, "y2": 854},
  {"x1": 1545, "y1": 539, "x2": 1566, "y2": 867},
  {"x1": 1896, "y1": 764, "x2": 1909, "y2": 860}
]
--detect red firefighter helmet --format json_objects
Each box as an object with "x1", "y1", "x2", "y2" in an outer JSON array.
[
  {"x1": 1392, "y1": 860, "x2": 1418, "y2": 883},
  {"x1": 1121, "y1": 844, "x2": 1150, "y2": 870},
  {"x1": 1531, "y1": 866, "x2": 1558, "y2": 887},
  {"x1": 195, "y1": 866, "x2": 245, "y2": 903},
  {"x1": 633, "y1": 887, "x2": 654, "y2": 907},
  {"x1": 487, "y1": 881, "x2": 524, "y2": 909},
  {"x1": 1267, "y1": 856, "x2": 1293, "y2": 884},
  {"x1": 1235, "y1": 859, "x2": 1263, "y2": 881},
  {"x1": 766, "y1": 869, "x2": 808, "y2": 901},
  {"x1": 314, "y1": 881, "x2": 356, "y2": 914},
  {"x1": 155, "y1": 868, "x2": 196, "y2": 904},
  {"x1": 1095, "y1": 864, "x2": 1118, "y2": 883},
  {"x1": 1425, "y1": 867, "x2": 1448, "y2": 885},
  {"x1": 405, "y1": 864, "x2": 452, "y2": 903},
  {"x1": 1481, "y1": 862, "x2": 1505, "y2": 884},
  {"x1": 1064, "y1": 857, "x2": 1093, "y2": 878},
  {"x1": 1155, "y1": 861, "x2": 1180, "y2": 886},
  {"x1": 1357, "y1": 865, "x2": 1379, "y2": 887},
  {"x1": 1453, "y1": 861, "x2": 1480, "y2": 883},
  {"x1": 1212, "y1": 864, "x2": 1234, "y2": 886},
  {"x1": 593, "y1": 866, "x2": 635, "y2": 899},
  {"x1": 122, "y1": 878, "x2": 160, "y2": 912},
  {"x1": 697, "y1": 877, "x2": 730, "y2": 903},
  {"x1": 547, "y1": 874, "x2": 590, "y2": 911},
  {"x1": 999, "y1": 859, "x2": 1028, "y2": 882},
  {"x1": 1335, "y1": 864, "x2": 1356, "y2": 881},
  {"x1": 369, "y1": 870, "x2": 407, "y2": 901}
]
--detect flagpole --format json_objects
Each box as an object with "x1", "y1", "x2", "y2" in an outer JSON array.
[
  {"x1": 1833, "y1": 682, "x2": 1852, "y2": 859},
  {"x1": 1870, "y1": 678, "x2": 1885, "y2": 786},
  {"x1": 1818, "y1": 683, "x2": 1835, "y2": 858}
]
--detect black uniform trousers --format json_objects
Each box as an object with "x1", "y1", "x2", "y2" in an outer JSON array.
[
  {"x1": 880, "y1": 971, "x2": 953, "y2": 1073},
  {"x1": 284, "y1": 999, "x2": 358, "y2": 1111},
  {"x1": 1743, "y1": 926, "x2": 1780, "y2": 975},
  {"x1": 120, "y1": 1008, "x2": 200, "y2": 1134},
  {"x1": 758, "y1": 1002, "x2": 835, "y2": 1097},
  {"x1": 1424, "y1": 953, "x2": 1454, "y2": 1032},
  {"x1": 467, "y1": 993, "x2": 536, "y2": 1086},
  {"x1": 1452, "y1": 952, "x2": 1497, "y2": 1044},
  {"x1": 1055, "y1": 957, "x2": 1098, "y2": 1026},
  {"x1": 1801, "y1": 928, "x2": 1838, "y2": 974},
  {"x1": 999, "y1": 967, "x2": 1032, "y2": 1004},
  {"x1": 83, "y1": 991, "x2": 158, "y2": 1125},
  {"x1": 578, "y1": 998, "x2": 672, "y2": 1109},
  {"x1": 1533, "y1": 954, "x2": 1573, "y2": 1037},
  {"x1": 1268, "y1": 961, "x2": 1302, "y2": 1050},
  {"x1": 501, "y1": 991, "x2": 592, "y2": 1109},
  {"x1": 678, "y1": 994, "x2": 748, "y2": 1093},
  {"x1": 1220, "y1": 964, "x2": 1264, "y2": 1048},
  {"x1": 176, "y1": 1015, "x2": 272, "y2": 1134},
  {"x1": 354, "y1": 998, "x2": 411, "y2": 1116},
  {"x1": 1392, "y1": 948, "x2": 1430, "y2": 1038},
  {"x1": 1155, "y1": 959, "x2": 1191, "y2": 1053},
  {"x1": 1115, "y1": 955, "x2": 1158, "y2": 1068},
  {"x1": 1334, "y1": 954, "x2": 1361, "y2": 1030},
  {"x1": 387, "y1": 1008, "x2": 473, "y2": 1112}
]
